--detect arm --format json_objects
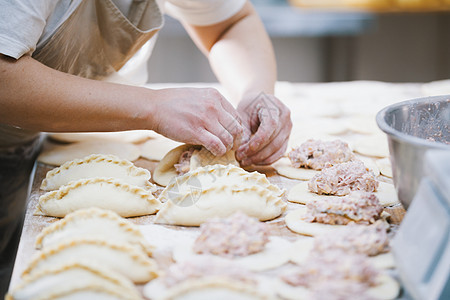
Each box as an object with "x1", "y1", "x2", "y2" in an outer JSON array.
[
  {"x1": 0, "y1": 55, "x2": 242, "y2": 155},
  {"x1": 182, "y1": 1, "x2": 292, "y2": 165}
]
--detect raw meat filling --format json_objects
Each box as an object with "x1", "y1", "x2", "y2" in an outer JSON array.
[
  {"x1": 288, "y1": 139, "x2": 354, "y2": 170},
  {"x1": 308, "y1": 161, "x2": 378, "y2": 196},
  {"x1": 282, "y1": 250, "x2": 379, "y2": 300},
  {"x1": 193, "y1": 212, "x2": 270, "y2": 258},
  {"x1": 303, "y1": 191, "x2": 384, "y2": 225},
  {"x1": 314, "y1": 221, "x2": 390, "y2": 256},
  {"x1": 174, "y1": 148, "x2": 196, "y2": 175},
  {"x1": 163, "y1": 258, "x2": 255, "y2": 288}
]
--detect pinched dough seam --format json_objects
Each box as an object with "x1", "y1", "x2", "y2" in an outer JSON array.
[
  {"x1": 9, "y1": 261, "x2": 138, "y2": 299},
  {"x1": 164, "y1": 164, "x2": 280, "y2": 194},
  {"x1": 161, "y1": 184, "x2": 287, "y2": 208},
  {"x1": 41, "y1": 154, "x2": 150, "y2": 189},
  {"x1": 163, "y1": 164, "x2": 246, "y2": 190},
  {"x1": 39, "y1": 177, "x2": 159, "y2": 203},
  {"x1": 35, "y1": 208, "x2": 147, "y2": 249},
  {"x1": 22, "y1": 238, "x2": 158, "y2": 277}
]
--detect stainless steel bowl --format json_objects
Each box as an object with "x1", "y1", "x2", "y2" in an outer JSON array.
[{"x1": 376, "y1": 95, "x2": 450, "y2": 209}]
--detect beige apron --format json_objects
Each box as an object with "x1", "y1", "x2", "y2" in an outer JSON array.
[{"x1": 0, "y1": 0, "x2": 163, "y2": 277}]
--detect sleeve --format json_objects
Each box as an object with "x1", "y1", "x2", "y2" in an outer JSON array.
[
  {"x1": 164, "y1": 0, "x2": 246, "y2": 26},
  {"x1": 0, "y1": 1, "x2": 58, "y2": 59}
]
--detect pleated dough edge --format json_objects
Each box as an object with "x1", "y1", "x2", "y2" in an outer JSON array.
[
  {"x1": 35, "y1": 207, "x2": 154, "y2": 255},
  {"x1": 7, "y1": 261, "x2": 140, "y2": 300},
  {"x1": 22, "y1": 238, "x2": 159, "y2": 279}
]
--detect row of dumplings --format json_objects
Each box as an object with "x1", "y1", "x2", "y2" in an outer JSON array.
[
  {"x1": 7, "y1": 207, "x2": 156, "y2": 299},
  {"x1": 35, "y1": 153, "x2": 287, "y2": 226},
  {"x1": 18, "y1": 141, "x2": 401, "y2": 298}
]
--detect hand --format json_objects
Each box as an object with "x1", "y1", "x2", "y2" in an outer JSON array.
[
  {"x1": 151, "y1": 88, "x2": 244, "y2": 156},
  {"x1": 235, "y1": 92, "x2": 292, "y2": 166}
]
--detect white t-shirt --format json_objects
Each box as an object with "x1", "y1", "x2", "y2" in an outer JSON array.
[{"x1": 0, "y1": 0, "x2": 245, "y2": 84}]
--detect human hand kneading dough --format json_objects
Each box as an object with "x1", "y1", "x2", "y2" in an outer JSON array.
[
  {"x1": 236, "y1": 93, "x2": 292, "y2": 166},
  {"x1": 151, "y1": 87, "x2": 244, "y2": 156}
]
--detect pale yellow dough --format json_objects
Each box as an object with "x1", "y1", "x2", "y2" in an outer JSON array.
[
  {"x1": 274, "y1": 273, "x2": 399, "y2": 300},
  {"x1": 154, "y1": 164, "x2": 286, "y2": 226},
  {"x1": 38, "y1": 141, "x2": 140, "y2": 166},
  {"x1": 272, "y1": 157, "x2": 318, "y2": 181},
  {"x1": 153, "y1": 144, "x2": 238, "y2": 187},
  {"x1": 35, "y1": 208, "x2": 154, "y2": 255},
  {"x1": 6, "y1": 261, "x2": 141, "y2": 300},
  {"x1": 289, "y1": 238, "x2": 395, "y2": 269},
  {"x1": 287, "y1": 181, "x2": 399, "y2": 207},
  {"x1": 172, "y1": 236, "x2": 292, "y2": 272},
  {"x1": 344, "y1": 115, "x2": 382, "y2": 135},
  {"x1": 285, "y1": 206, "x2": 346, "y2": 236},
  {"x1": 40, "y1": 154, "x2": 153, "y2": 191},
  {"x1": 139, "y1": 136, "x2": 182, "y2": 161},
  {"x1": 22, "y1": 238, "x2": 158, "y2": 284},
  {"x1": 36, "y1": 177, "x2": 161, "y2": 218},
  {"x1": 285, "y1": 206, "x2": 390, "y2": 237},
  {"x1": 353, "y1": 135, "x2": 390, "y2": 158},
  {"x1": 376, "y1": 158, "x2": 393, "y2": 178}
]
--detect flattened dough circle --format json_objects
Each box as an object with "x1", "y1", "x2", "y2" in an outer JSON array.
[
  {"x1": 287, "y1": 181, "x2": 399, "y2": 207},
  {"x1": 173, "y1": 236, "x2": 292, "y2": 272},
  {"x1": 272, "y1": 157, "x2": 318, "y2": 181}
]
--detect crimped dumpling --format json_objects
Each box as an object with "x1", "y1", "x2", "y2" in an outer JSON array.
[
  {"x1": 35, "y1": 207, "x2": 153, "y2": 255},
  {"x1": 6, "y1": 261, "x2": 141, "y2": 300},
  {"x1": 41, "y1": 154, "x2": 153, "y2": 191},
  {"x1": 23, "y1": 238, "x2": 158, "y2": 283},
  {"x1": 36, "y1": 177, "x2": 162, "y2": 217},
  {"x1": 154, "y1": 164, "x2": 286, "y2": 226},
  {"x1": 153, "y1": 144, "x2": 239, "y2": 186}
]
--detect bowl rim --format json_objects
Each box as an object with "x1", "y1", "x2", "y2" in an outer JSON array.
[{"x1": 376, "y1": 94, "x2": 450, "y2": 150}]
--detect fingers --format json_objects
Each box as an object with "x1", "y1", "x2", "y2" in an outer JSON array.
[
  {"x1": 197, "y1": 89, "x2": 244, "y2": 154},
  {"x1": 218, "y1": 111, "x2": 245, "y2": 149},
  {"x1": 201, "y1": 89, "x2": 244, "y2": 151},
  {"x1": 240, "y1": 127, "x2": 289, "y2": 166},
  {"x1": 249, "y1": 104, "x2": 280, "y2": 151},
  {"x1": 218, "y1": 94, "x2": 242, "y2": 123},
  {"x1": 216, "y1": 93, "x2": 246, "y2": 148},
  {"x1": 195, "y1": 128, "x2": 227, "y2": 156},
  {"x1": 236, "y1": 94, "x2": 292, "y2": 165},
  {"x1": 205, "y1": 121, "x2": 234, "y2": 152},
  {"x1": 236, "y1": 104, "x2": 280, "y2": 161},
  {"x1": 242, "y1": 135, "x2": 289, "y2": 166}
]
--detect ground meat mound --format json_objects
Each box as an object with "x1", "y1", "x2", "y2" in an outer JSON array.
[
  {"x1": 314, "y1": 221, "x2": 390, "y2": 256},
  {"x1": 288, "y1": 139, "x2": 354, "y2": 170},
  {"x1": 308, "y1": 161, "x2": 378, "y2": 196},
  {"x1": 193, "y1": 212, "x2": 270, "y2": 258},
  {"x1": 282, "y1": 250, "x2": 379, "y2": 300},
  {"x1": 163, "y1": 258, "x2": 255, "y2": 288},
  {"x1": 303, "y1": 191, "x2": 384, "y2": 225}
]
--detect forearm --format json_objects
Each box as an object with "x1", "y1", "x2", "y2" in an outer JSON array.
[
  {"x1": 208, "y1": 3, "x2": 276, "y2": 102},
  {"x1": 0, "y1": 55, "x2": 156, "y2": 132}
]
